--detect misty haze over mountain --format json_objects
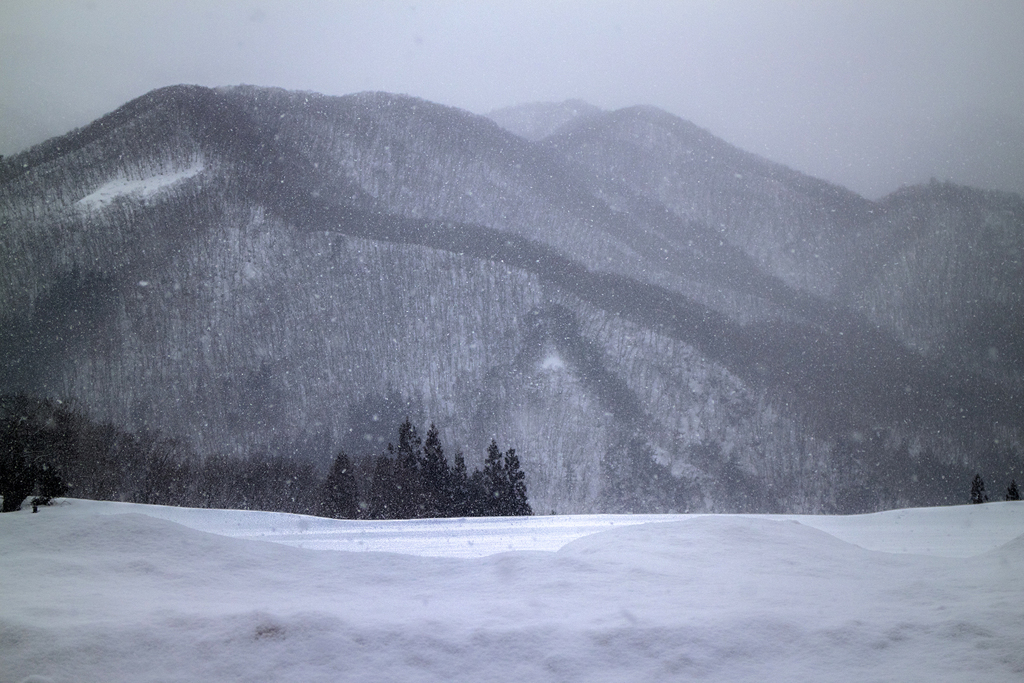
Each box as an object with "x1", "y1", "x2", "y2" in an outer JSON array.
[
  {"x1": 1, "y1": 85, "x2": 1022, "y2": 514},
  {"x1": 2, "y1": 1, "x2": 1023, "y2": 201}
]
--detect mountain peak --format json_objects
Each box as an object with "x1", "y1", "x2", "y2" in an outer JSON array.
[{"x1": 486, "y1": 99, "x2": 603, "y2": 141}]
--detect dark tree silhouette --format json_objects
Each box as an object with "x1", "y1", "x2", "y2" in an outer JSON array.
[
  {"x1": 420, "y1": 423, "x2": 450, "y2": 517},
  {"x1": 502, "y1": 447, "x2": 532, "y2": 516},
  {"x1": 1006, "y1": 479, "x2": 1021, "y2": 501},
  {"x1": 33, "y1": 463, "x2": 69, "y2": 506},
  {"x1": 1, "y1": 434, "x2": 35, "y2": 512},
  {"x1": 481, "y1": 439, "x2": 506, "y2": 516},
  {"x1": 320, "y1": 450, "x2": 358, "y2": 519},
  {"x1": 1, "y1": 394, "x2": 46, "y2": 512},
  {"x1": 970, "y1": 474, "x2": 988, "y2": 504},
  {"x1": 394, "y1": 419, "x2": 423, "y2": 519},
  {"x1": 0, "y1": 393, "x2": 533, "y2": 521},
  {"x1": 478, "y1": 439, "x2": 532, "y2": 516},
  {"x1": 468, "y1": 468, "x2": 488, "y2": 517},
  {"x1": 448, "y1": 451, "x2": 474, "y2": 517}
]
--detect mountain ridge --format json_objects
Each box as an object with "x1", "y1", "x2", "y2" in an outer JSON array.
[{"x1": 2, "y1": 85, "x2": 1021, "y2": 513}]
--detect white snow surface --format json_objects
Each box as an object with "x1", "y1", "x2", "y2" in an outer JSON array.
[
  {"x1": 2, "y1": 500, "x2": 1022, "y2": 682},
  {"x1": 76, "y1": 162, "x2": 204, "y2": 209},
  {"x1": 540, "y1": 353, "x2": 565, "y2": 371}
]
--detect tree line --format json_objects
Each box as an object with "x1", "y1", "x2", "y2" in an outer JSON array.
[
  {"x1": 322, "y1": 419, "x2": 531, "y2": 519},
  {"x1": 970, "y1": 473, "x2": 1020, "y2": 504},
  {"x1": 0, "y1": 393, "x2": 531, "y2": 518}
]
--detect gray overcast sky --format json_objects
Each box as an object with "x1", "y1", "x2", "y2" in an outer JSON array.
[{"x1": 1, "y1": 0, "x2": 1022, "y2": 199}]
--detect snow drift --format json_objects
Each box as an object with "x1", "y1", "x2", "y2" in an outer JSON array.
[{"x1": 1, "y1": 500, "x2": 1022, "y2": 682}]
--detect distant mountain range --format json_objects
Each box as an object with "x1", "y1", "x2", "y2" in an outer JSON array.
[{"x1": 2, "y1": 85, "x2": 1022, "y2": 513}]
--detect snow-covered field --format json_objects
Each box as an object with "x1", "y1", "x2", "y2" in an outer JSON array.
[{"x1": 2, "y1": 500, "x2": 1022, "y2": 682}]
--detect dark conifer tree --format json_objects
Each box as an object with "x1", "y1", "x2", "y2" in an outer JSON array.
[
  {"x1": 320, "y1": 450, "x2": 358, "y2": 519},
  {"x1": 34, "y1": 463, "x2": 69, "y2": 505},
  {"x1": 468, "y1": 468, "x2": 489, "y2": 517},
  {"x1": 449, "y1": 451, "x2": 472, "y2": 517},
  {"x1": 420, "y1": 423, "x2": 450, "y2": 517},
  {"x1": 481, "y1": 439, "x2": 506, "y2": 516},
  {"x1": 394, "y1": 419, "x2": 423, "y2": 518},
  {"x1": 502, "y1": 447, "x2": 532, "y2": 516},
  {"x1": 1, "y1": 439, "x2": 35, "y2": 512},
  {"x1": 970, "y1": 474, "x2": 988, "y2": 504},
  {"x1": 1006, "y1": 479, "x2": 1021, "y2": 501},
  {"x1": 44, "y1": 401, "x2": 82, "y2": 488},
  {"x1": 1, "y1": 394, "x2": 44, "y2": 512},
  {"x1": 395, "y1": 419, "x2": 422, "y2": 469}
]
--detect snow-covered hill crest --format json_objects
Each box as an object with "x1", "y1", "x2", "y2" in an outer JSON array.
[{"x1": 1, "y1": 500, "x2": 1022, "y2": 682}]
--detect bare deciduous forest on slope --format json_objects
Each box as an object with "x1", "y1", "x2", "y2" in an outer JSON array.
[{"x1": 2, "y1": 86, "x2": 1022, "y2": 515}]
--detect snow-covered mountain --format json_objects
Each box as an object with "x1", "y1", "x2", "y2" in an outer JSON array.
[
  {"x1": 2, "y1": 499, "x2": 1022, "y2": 682},
  {"x1": 1, "y1": 85, "x2": 1021, "y2": 513},
  {"x1": 486, "y1": 99, "x2": 603, "y2": 141}
]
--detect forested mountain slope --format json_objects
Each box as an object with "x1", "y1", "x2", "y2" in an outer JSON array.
[
  {"x1": 523, "y1": 103, "x2": 1024, "y2": 402},
  {"x1": 1, "y1": 85, "x2": 1020, "y2": 514}
]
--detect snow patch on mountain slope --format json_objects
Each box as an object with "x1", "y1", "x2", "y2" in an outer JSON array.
[
  {"x1": 77, "y1": 161, "x2": 204, "y2": 209},
  {"x1": 540, "y1": 352, "x2": 565, "y2": 371}
]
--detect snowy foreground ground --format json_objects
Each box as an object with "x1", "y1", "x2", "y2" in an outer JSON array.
[{"x1": 2, "y1": 500, "x2": 1022, "y2": 682}]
